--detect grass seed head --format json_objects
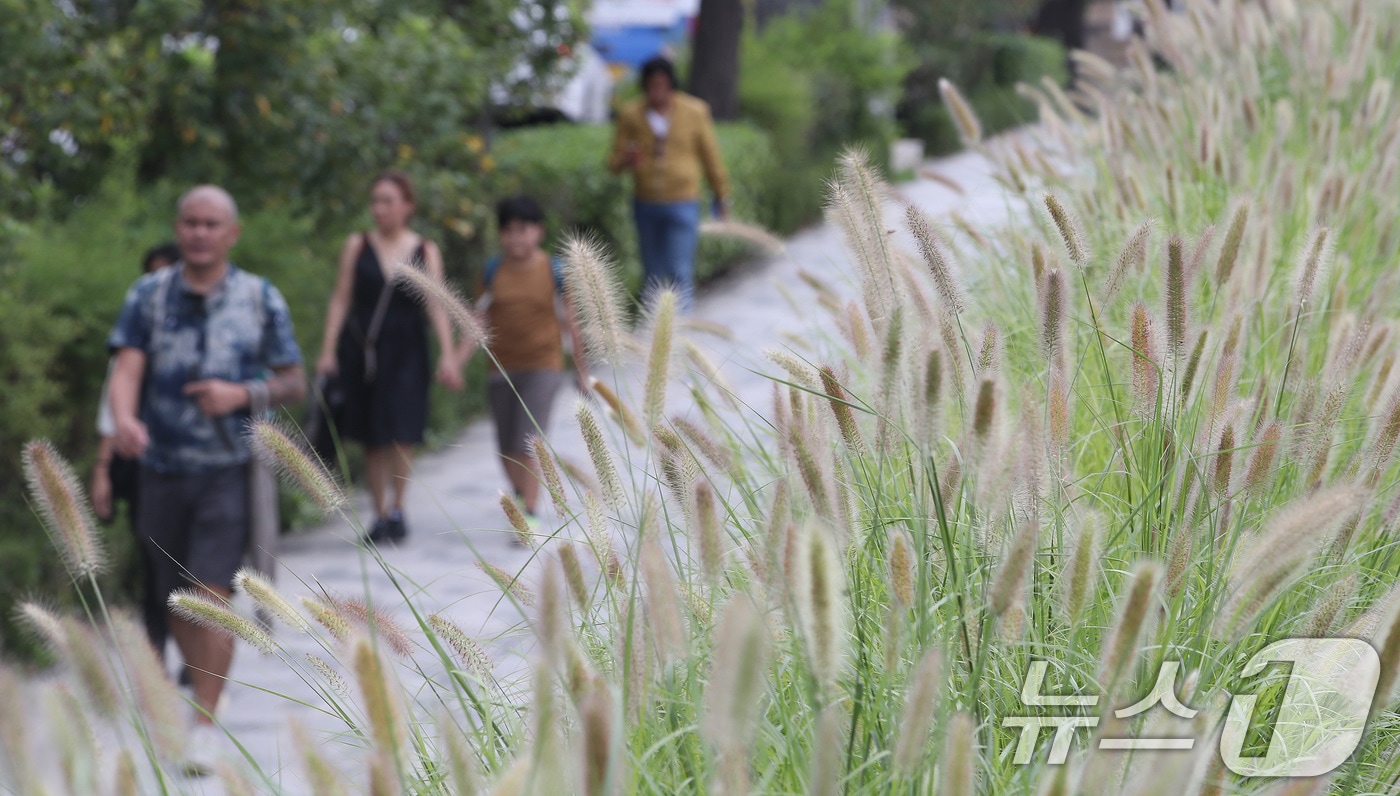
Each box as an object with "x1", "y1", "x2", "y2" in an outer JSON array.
[
  {"x1": 943, "y1": 712, "x2": 978, "y2": 794},
  {"x1": 22, "y1": 439, "x2": 104, "y2": 578},
  {"x1": 248, "y1": 419, "x2": 347, "y2": 514},
  {"x1": 939, "y1": 78, "x2": 983, "y2": 146},
  {"x1": 234, "y1": 568, "x2": 307, "y2": 632},
  {"x1": 353, "y1": 637, "x2": 409, "y2": 770},
  {"x1": 576, "y1": 401, "x2": 626, "y2": 510},
  {"x1": 640, "y1": 540, "x2": 687, "y2": 662},
  {"x1": 426, "y1": 615, "x2": 492, "y2": 679},
  {"x1": 477, "y1": 560, "x2": 537, "y2": 608},
  {"x1": 906, "y1": 204, "x2": 967, "y2": 314},
  {"x1": 1295, "y1": 226, "x2": 1334, "y2": 307},
  {"x1": 1216, "y1": 200, "x2": 1251, "y2": 286},
  {"x1": 888, "y1": 528, "x2": 915, "y2": 609},
  {"x1": 499, "y1": 491, "x2": 536, "y2": 549},
  {"x1": 1100, "y1": 561, "x2": 1161, "y2": 691},
  {"x1": 643, "y1": 289, "x2": 677, "y2": 430},
  {"x1": 562, "y1": 234, "x2": 630, "y2": 364},
  {"x1": 1044, "y1": 193, "x2": 1088, "y2": 264},
  {"x1": 703, "y1": 597, "x2": 769, "y2": 752},
  {"x1": 893, "y1": 650, "x2": 943, "y2": 776},
  {"x1": 169, "y1": 589, "x2": 278, "y2": 654},
  {"x1": 558, "y1": 542, "x2": 590, "y2": 608},
  {"x1": 393, "y1": 259, "x2": 490, "y2": 348}
]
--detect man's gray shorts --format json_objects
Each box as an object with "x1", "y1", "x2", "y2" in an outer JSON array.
[
  {"x1": 488, "y1": 369, "x2": 566, "y2": 454},
  {"x1": 137, "y1": 463, "x2": 249, "y2": 594}
]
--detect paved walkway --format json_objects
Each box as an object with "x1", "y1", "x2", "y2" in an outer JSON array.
[{"x1": 18, "y1": 145, "x2": 1026, "y2": 794}]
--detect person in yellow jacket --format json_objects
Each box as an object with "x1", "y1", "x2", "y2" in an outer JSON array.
[{"x1": 608, "y1": 56, "x2": 730, "y2": 309}]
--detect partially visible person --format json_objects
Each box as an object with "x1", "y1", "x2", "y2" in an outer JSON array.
[
  {"x1": 608, "y1": 55, "x2": 730, "y2": 309},
  {"x1": 91, "y1": 241, "x2": 180, "y2": 655},
  {"x1": 315, "y1": 171, "x2": 463, "y2": 545},
  {"x1": 108, "y1": 185, "x2": 306, "y2": 774},
  {"x1": 459, "y1": 196, "x2": 587, "y2": 527}
]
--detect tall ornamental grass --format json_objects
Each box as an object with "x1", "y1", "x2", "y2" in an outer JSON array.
[{"x1": 7, "y1": 1, "x2": 1400, "y2": 793}]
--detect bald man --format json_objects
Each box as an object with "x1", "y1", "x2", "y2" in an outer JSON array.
[{"x1": 108, "y1": 185, "x2": 306, "y2": 775}]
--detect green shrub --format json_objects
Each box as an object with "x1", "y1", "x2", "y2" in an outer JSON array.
[{"x1": 899, "y1": 32, "x2": 1067, "y2": 154}]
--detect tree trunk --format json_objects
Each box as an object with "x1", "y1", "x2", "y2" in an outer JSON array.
[
  {"x1": 1032, "y1": 0, "x2": 1090, "y2": 51},
  {"x1": 688, "y1": 0, "x2": 743, "y2": 120}
]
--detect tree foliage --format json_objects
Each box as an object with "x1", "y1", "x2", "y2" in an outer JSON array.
[{"x1": 0, "y1": 0, "x2": 583, "y2": 227}]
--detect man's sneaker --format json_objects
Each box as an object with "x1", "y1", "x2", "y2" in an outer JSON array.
[
  {"x1": 360, "y1": 516, "x2": 394, "y2": 546},
  {"x1": 180, "y1": 723, "x2": 221, "y2": 778},
  {"x1": 385, "y1": 509, "x2": 408, "y2": 542}
]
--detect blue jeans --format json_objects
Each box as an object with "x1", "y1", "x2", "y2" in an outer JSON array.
[{"x1": 634, "y1": 199, "x2": 700, "y2": 309}]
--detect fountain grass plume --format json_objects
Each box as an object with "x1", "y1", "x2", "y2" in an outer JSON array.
[
  {"x1": 973, "y1": 377, "x2": 998, "y2": 443},
  {"x1": 1108, "y1": 216, "x2": 1153, "y2": 300},
  {"x1": 528, "y1": 435, "x2": 570, "y2": 521},
  {"x1": 1166, "y1": 523, "x2": 1193, "y2": 598},
  {"x1": 302, "y1": 596, "x2": 353, "y2": 641},
  {"x1": 110, "y1": 611, "x2": 186, "y2": 761},
  {"x1": 1294, "y1": 226, "x2": 1333, "y2": 307},
  {"x1": 536, "y1": 561, "x2": 569, "y2": 668},
  {"x1": 1185, "y1": 223, "x2": 1217, "y2": 280},
  {"x1": 353, "y1": 635, "x2": 409, "y2": 771},
  {"x1": 477, "y1": 560, "x2": 537, "y2": 608},
  {"x1": 939, "y1": 78, "x2": 983, "y2": 146},
  {"x1": 1044, "y1": 193, "x2": 1088, "y2": 265},
  {"x1": 643, "y1": 289, "x2": 677, "y2": 431},
  {"x1": 794, "y1": 523, "x2": 846, "y2": 690},
  {"x1": 1131, "y1": 303, "x2": 1161, "y2": 416},
  {"x1": 1180, "y1": 329, "x2": 1209, "y2": 402},
  {"x1": 673, "y1": 416, "x2": 733, "y2": 474},
  {"x1": 1215, "y1": 486, "x2": 1365, "y2": 638},
  {"x1": 1165, "y1": 236, "x2": 1188, "y2": 355},
  {"x1": 1305, "y1": 572, "x2": 1358, "y2": 637},
  {"x1": 562, "y1": 234, "x2": 630, "y2": 364},
  {"x1": 22, "y1": 439, "x2": 104, "y2": 578},
  {"x1": 169, "y1": 589, "x2": 277, "y2": 654},
  {"x1": 305, "y1": 653, "x2": 350, "y2": 697},
  {"x1": 1040, "y1": 268, "x2": 1067, "y2": 366},
  {"x1": 1215, "y1": 201, "x2": 1251, "y2": 286},
  {"x1": 1213, "y1": 424, "x2": 1236, "y2": 497},
  {"x1": 557, "y1": 542, "x2": 590, "y2": 609},
  {"x1": 293, "y1": 721, "x2": 350, "y2": 795},
  {"x1": 906, "y1": 204, "x2": 967, "y2": 314},
  {"x1": 576, "y1": 400, "x2": 626, "y2": 510},
  {"x1": 699, "y1": 218, "x2": 785, "y2": 253},
  {"x1": 426, "y1": 615, "x2": 492, "y2": 678},
  {"x1": 577, "y1": 678, "x2": 617, "y2": 796},
  {"x1": 589, "y1": 378, "x2": 646, "y2": 446},
  {"x1": 248, "y1": 418, "x2": 347, "y2": 514},
  {"x1": 943, "y1": 712, "x2": 977, "y2": 794},
  {"x1": 693, "y1": 481, "x2": 724, "y2": 580},
  {"x1": 393, "y1": 256, "x2": 490, "y2": 348},
  {"x1": 703, "y1": 597, "x2": 769, "y2": 755},
  {"x1": 234, "y1": 567, "x2": 307, "y2": 632},
  {"x1": 888, "y1": 528, "x2": 915, "y2": 609},
  {"x1": 991, "y1": 517, "x2": 1040, "y2": 616},
  {"x1": 819, "y1": 365, "x2": 866, "y2": 456},
  {"x1": 62, "y1": 616, "x2": 120, "y2": 718},
  {"x1": 641, "y1": 539, "x2": 687, "y2": 662},
  {"x1": 333, "y1": 598, "x2": 416, "y2": 659},
  {"x1": 893, "y1": 649, "x2": 942, "y2": 777},
  {"x1": 499, "y1": 491, "x2": 537, "y2": 549},
  {"x1": 1099, "y1": 561, "x2": 1161, "y2": 692},
  {"x1": 583, "y1": 492, "x2": 625, "y2": 585}
]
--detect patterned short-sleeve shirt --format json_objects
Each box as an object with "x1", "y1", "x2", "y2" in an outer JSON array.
[{"x1": 108, "y1": 264, "x2": 302, "y2": 474}]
